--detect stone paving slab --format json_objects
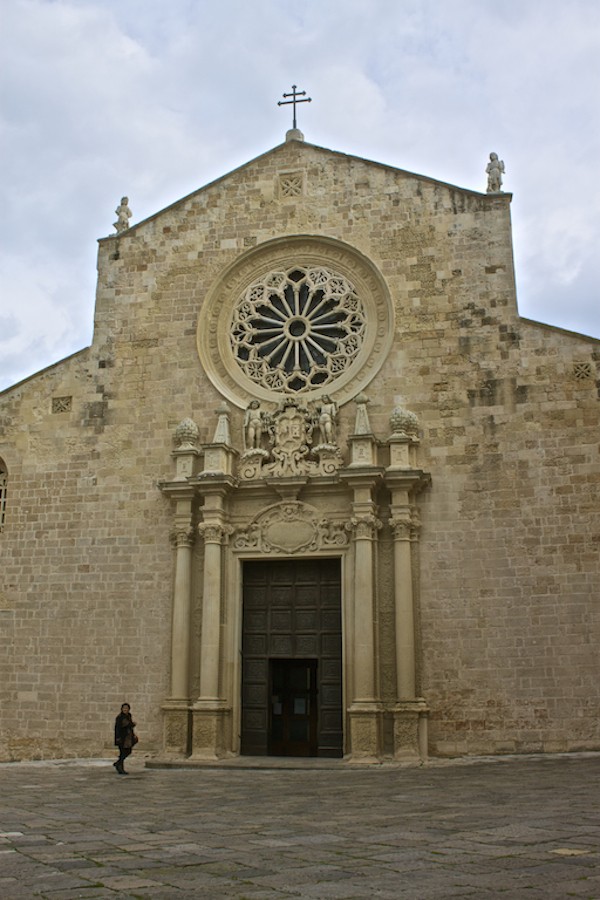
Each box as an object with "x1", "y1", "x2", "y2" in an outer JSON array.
[{"x1": 0, "y1": 754, "x2": 599, "y2": 898}]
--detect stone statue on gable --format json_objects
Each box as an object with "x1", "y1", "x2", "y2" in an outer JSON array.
[
  {"x1": 114, "y1": 196, "x2": 132, "y2": 233},
  {"x1": 486, "y1": 153, "x2": 505, "y2": 193}
]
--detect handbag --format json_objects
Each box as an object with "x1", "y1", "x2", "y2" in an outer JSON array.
[{"x1": 132, "y1": 733, "x2": 139, "y2": 745}]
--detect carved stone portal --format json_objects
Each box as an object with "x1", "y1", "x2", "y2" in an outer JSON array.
[{"x1": 161, "y1": 398, "x2": 431, "y2": 763}]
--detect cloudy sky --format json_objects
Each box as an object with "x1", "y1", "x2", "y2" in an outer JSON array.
[{"x1": 1, "y1": 0, "x2": 599, "y2": 391}]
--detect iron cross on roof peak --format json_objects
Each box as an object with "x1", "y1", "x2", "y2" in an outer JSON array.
[{"x1": 277, "y1": 85, "x2": 312, "y2": 130}]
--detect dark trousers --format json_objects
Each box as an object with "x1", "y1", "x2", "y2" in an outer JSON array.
[{"x1": 116, "y1": 745, "x2": 132, "y2": 767}]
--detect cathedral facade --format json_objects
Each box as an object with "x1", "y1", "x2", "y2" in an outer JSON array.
[{"x1": 1, "y1": 134, "x2": 599, "y2": 762}]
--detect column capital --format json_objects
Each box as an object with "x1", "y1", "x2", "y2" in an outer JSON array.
[
  {"x1": 346, "y1": 514, "x2": 383, "y2": 541},
  {"x1": 389, "y1": 516, "x2": 411, "y2": 541},
  {"x1": 198, "y1": 522, "x2": 233, "y2": 544},
  {"x1": 170, "y1": 526, "x2": 195, "y2": 548}
]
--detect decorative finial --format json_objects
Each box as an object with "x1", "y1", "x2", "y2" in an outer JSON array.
[
  {"x1": 486, "y1": 153, "x2": 505, "y2": 193},
  {"x1": 390, "y1": 407, "x2": 419, "y2": 437},
  {"x1": 212, "y1": 402, "x2": 231, "y2": 445},
  {"x1": 278, "y1": 85, "x2": 311, "y2": 141},
  {"x1": 174, "y1": 417, "x2": 200, "y2": 450},
  {"x1": 113, "y1": 196, "x2": 132, "y2": 233},
  {"x1": 353, "y1": 393, "x2": 372, "y2": 435}
]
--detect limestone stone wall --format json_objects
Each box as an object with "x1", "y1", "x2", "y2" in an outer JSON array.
[{"x1": 0, "y1": 140, "x2": 598, "y2": 759}]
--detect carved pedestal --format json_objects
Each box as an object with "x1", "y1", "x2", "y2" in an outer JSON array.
[
  {"x1": 348, "y1": 702, "x2": 383, "y2": 762},
  {"x1": 190, "y1": 702, "x2": 231, "y2": 759},
  {"x1": 161, "y1": 701, "x2": 191, "y2": 757},
  {"x1": 393, "y1": 699, "x2": 429, "y2": 760}
]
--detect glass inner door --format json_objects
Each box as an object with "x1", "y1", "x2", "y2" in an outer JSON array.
[{"x1": 269, "y1": 659, "x2": 318, "y2": 756}]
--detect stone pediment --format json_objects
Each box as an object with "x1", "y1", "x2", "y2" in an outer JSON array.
[{"x1": 232, "y1": 501, "x2": 348, "y2": 554}]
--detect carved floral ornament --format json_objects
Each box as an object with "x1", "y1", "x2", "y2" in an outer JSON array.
[{"x1": 197, "y1": 236, "x2": 394, "y2": 409}]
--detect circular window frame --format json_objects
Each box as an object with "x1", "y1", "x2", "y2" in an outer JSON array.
[{"x1": 197, "y1": 235, "x2": 394, "y2": 409}]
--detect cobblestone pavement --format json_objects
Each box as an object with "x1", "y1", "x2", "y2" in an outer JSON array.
[{"x1": 1, "y1": 754, "x2": 599, "y2": 899}]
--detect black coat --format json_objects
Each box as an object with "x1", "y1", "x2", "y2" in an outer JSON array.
[{"x1": 114, "y1": 712, "x2": 136, "y2": 748}]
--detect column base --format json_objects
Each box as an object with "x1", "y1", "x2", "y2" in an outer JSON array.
[
  {"x1": 393, "y1": 699, "x2": 429, "y2": 760},
  {"x1": 190, "y1": 701, "x2": 231, "y2": 759},
  {"x1": 347, "y1": 702, "x2": 383, "y2": 762},
  {"x1": 161, "y1": 700, "x2": 192, "y2": 758}
]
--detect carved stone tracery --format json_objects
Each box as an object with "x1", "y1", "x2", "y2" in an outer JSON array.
[
  {"x1": 196, "y1": 236, "x2": 395, "y2": 409},
  {"x1": 231, "y1": 266, "x2": 366, "y2": 395}
]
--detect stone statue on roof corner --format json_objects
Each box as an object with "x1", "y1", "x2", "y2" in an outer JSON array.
[
  {"x1": 113, "y1": 197, "x2": 132, "y2": 233},
  {"x1": 486, "y1": 153, "x2": 505, "y2": 193}
]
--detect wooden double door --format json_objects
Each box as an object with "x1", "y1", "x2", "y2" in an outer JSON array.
[{"x1": 241, "y1": 558, "x2": 342, "y2": 758}]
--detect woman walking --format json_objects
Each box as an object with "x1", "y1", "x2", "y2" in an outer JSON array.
[{"x1": 113, "y1": 703, "x2": 137, "y2": 774}]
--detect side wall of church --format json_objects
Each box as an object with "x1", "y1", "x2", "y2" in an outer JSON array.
[
  {"x1": 0, "y1": 141, "x2": 598, "y2": 759},
  {"x1": 414, "y1": 322, "x2": 600, "y2": 755}
]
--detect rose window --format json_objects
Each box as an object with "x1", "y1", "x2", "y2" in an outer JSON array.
[{"x1": 230, "y1": 267, "x2": 367, "y2": 394}]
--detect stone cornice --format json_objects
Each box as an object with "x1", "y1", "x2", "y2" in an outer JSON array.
[
  {"x1": 157, "y1": 481, "x2": 197, "y2": 500},
  {"x1": 385, "y1": 469, "x2": 431, "y2": 494}
]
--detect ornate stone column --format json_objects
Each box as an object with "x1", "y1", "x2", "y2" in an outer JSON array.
[
  {"x1": 389, "y1": 501, "x2": 427, "y2": 758},
  {"x1": 191, "y1": 502, "x2": 232, "y2": 759},
  {"x1": 191, "y1": 405, "x2": 236, "y2": 759},
  {"x1": 197, "y1": 519, "x2": 227, "y2": 702},
  {"x1": 341, "y1": 468, "x2": 384, "y2": 762},
  {"x1": 160, "y1": 516, "x2": 195, "y2": 758},
  {"x1": 386, "y1": 408, "x2": 430, "y2": 760},
  {"x1": 170, "y1": 523, "x2": 195, "y2": 699},
  {"x1": 158, "y1": 418, "x2": 201, "y2": 758}
]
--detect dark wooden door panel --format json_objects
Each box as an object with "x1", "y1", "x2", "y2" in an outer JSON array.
[{"x1": 241, "y1": 559, "x2": 342, "y2": 758}]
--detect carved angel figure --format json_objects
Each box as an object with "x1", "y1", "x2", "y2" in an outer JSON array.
[
  {"x1": 317, "y1": 394, "x2": 338, "y2": 445},
  {"x1": 113, "y1": 197, "x2": 132, "y2": 233},
  {"x1": 244, "y1": 400, "x2": 264, "y2": 450},
  {"x1": 486, "y1": 153, "x2": 505, "y2": 193}
]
